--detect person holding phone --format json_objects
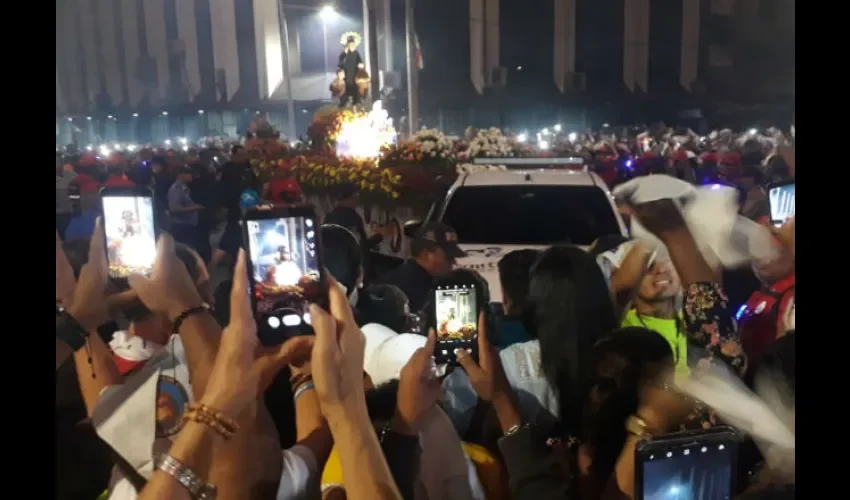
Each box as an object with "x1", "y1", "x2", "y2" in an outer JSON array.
[{"x1": 375, "y1": 222, "x2": 466, "y2": 313}]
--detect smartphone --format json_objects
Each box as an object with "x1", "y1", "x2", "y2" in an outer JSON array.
[
  {"x1": 635, "y1": 426, "x2": 739, "y2": 500},
  {"x1": 100, "y1": 186, "x2": 158, "y2": 280},
  {"x1": 768, "y1": 180, "x2": 795, "y2": 227},
  {"x1": 243, "y1": 205, "x2": 327, "y2": 346},
  {"x1": 432, "y1": 279, "x2": 481, "y2": 366}
]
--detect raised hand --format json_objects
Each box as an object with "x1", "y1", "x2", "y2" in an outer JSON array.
[
  {"x1": 309, "y1": 276, "x2": 367, "y2": 416},
  {"x1": 201, "y1": 250, "x2": 313, "y2": 416},
  {"x1": 394, "y1": 329, "x2": 442, "y2": 433},
  {"x1": 65, "y1": 218, "x2": 110, "y2": 332},
  {"x1": 127, "y1": 233, "x2": 203, "y2": 318}
]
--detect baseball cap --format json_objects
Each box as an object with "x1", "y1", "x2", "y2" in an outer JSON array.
[{"x1": 414, "y1": 222, "x2": 466, "y2": 259}]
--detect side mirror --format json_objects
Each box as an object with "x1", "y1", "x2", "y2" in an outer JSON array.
[{"x1": 403, "y1": 219, "x2": 423, "y2": 239}]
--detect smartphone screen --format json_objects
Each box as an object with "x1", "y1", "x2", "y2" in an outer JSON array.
[
  {"x1": 434, "y1": 283, "x2": 478, "y2": 365},
  {"x1": 244, "y1": 207, "x2": 325, "y2": 343},
  {"x1": 769, "y1": 182, "x2": 795, "y2": 227},
  {"x1": 639, "y1": 432, "x2": 737, "y2": 500},
  {"x1": 101, "y1": 190, "x2": 157, "y2": 279}
]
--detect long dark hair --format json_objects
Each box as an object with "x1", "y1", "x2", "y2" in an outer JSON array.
[
  {"x1": 582, "y1": 327, "x2": 673, "y2": 490},
  {"x1": 522, "y1": 245, "x2": 618, "y2": 438}
]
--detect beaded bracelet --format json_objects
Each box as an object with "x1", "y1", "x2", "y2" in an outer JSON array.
[{"x1": 182, "y1": 403, "x2": 239, "y2": 440}]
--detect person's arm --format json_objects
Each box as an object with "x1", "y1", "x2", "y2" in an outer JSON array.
[
  {"x1": 293, "y1": 378, "x2": 334, "y2": 471},
  {"x1": 356, "y1": 50, "x2": 365, "y2": 68},
  {"x1": 137, "y1": 420, "x2": 219, "y2": 500},
  {"x1": 338, "y1": 52, "x2": 346, "y2": 71},
  {"x1": 660, "y1": 229, "x2": 747, "y2": 376},
  {"x1": 497, "y1": 424, "x2": 575, "y2": 500},
  {"x1": 382, "y1": 417, "x2": 422, "y2": 500},
  {"x1": 73, "y1": 328, "x2": 123, "y2": 416},
  {"x1": 326, "y1": 402, "x2": 403, "y2": 500}
]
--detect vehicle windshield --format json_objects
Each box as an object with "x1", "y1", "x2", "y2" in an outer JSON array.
[{"x1": 440, "y1": 185, "x2": 621, "y2": 246}]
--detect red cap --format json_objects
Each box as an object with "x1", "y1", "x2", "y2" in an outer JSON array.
[
  {"x1": 641, "y1": 152, "x2": 657, "y2": 160},
  {"x1": 701, "y1": 152, "x2": 719, "y2": 163},
  {"x1": 721, "y1": 152, "x2": 741, "y2": 165},
  {"x1": 671, "y1": 150, "x2": 688, "y2": 161}
]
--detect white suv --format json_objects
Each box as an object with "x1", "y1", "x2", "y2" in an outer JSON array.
[{"x1": 408, "y1": 159, "x2": 627, "y2": 302}]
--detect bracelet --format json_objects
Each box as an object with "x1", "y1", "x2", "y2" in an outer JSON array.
[
  {"x1": 182, "y1": 403, "x2": 239, "y2": 440},
  {"x1": 503, "y1": 422, "x2": 529, "y2": 437},
  {"x1": 171, "y1": 304, "x2": 212, "y2": 334},
  {"x1": 290, "y1": 373, "x2": 313, "y2": 390},
  {"x1": 293, "y1": 382, "x2": 315, "y2": 402},
  {"x1": 155, "y1": 454, "x2": 218, "y2": 500}
]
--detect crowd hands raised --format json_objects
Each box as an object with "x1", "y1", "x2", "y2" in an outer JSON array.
[{"x1": 56, "y1": 165, "x2": 795, "y2": 499}]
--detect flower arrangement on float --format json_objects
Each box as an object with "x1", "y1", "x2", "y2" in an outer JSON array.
[{"x1": 456, "y1": 128, "x2": 515, "y2": 160}]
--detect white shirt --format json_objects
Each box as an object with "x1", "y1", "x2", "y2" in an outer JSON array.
[{"x1": 95, "y1": 336, "x2": 318, "y2": 500}]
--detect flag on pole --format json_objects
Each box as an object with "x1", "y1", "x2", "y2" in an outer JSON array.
[{"x1": 414, "y1": 32, "x2": 423, "y2": 70}]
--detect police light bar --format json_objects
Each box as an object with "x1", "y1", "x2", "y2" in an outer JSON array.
[{"x1": 472, "y1": 157, "x2": 584, "y2": 165}]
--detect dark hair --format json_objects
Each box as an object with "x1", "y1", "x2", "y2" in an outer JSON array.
[
  {"x1": 331, "y1": 182, "x2": 359, "y2": 202},
  {"x1": 740, "y1": 140, "x2": 765, "y2": 167},
  {"x1": 589, "y1": 235, "x2": 629, "y2": 257},
  {"x1": 498, "y1": 249, "x2": 539, "y2": 315},
  {"x1": 321, "y1": 224, "x2": 362, "y2": 295},
  {"x1": 365, "y1": 379, "x2": 400, "y2": 422},
  {"x1": 522, "y1": 245, "x2": 618, "y2": 438},
  {"x1": 358, "y1": 284, "x2": 410, "y2": 333},
  {"x1": 582, "y1": 327, "x2": 674, "y2": 489},
  {"x1": 231, "y1": 145, "x2": 245, "y2": 156},
  {"x1": 765, "y1": 155, "x2": 790, "y2": 182}
]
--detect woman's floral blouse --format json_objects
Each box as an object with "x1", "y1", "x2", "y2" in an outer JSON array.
[
  {"x1": 681, "y1": 281, "x2": 748, "y2": 429},
  {"x1": 683, "y1": 282, "x2": 748, "y2": 377}
]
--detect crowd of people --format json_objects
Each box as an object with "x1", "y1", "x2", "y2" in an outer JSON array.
[{"x1": 56, "y1": 125, "x2": 795, "y2": 500}]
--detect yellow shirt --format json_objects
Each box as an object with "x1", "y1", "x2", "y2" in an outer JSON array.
[{"x1": 622, "y1": 310, "x2": 690, "y2": 381}]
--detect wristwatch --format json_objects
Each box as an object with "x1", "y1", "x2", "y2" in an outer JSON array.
[{"x1": 55, "y1": 307, "x2": 89, "y2": 351}]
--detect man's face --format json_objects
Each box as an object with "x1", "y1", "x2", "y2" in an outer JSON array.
[
  {"x1": 179, "y1": 172, "x2": 193, "y2": 183},
  {"x1": 233, "y1": 149, "x2": 246, "y2": 163},
  {"x1": 637, "y1": 260, "x2": 681, "y2": 302},
  {"x1": 428, "y1": 247, "x2": 455, "y2": 277},
  {"x1": 346, "y1": 42, "x2": 356, "y2": 51},
  {"x1": 279, "y1": 249, "x2": 291, "y2": 261}
]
